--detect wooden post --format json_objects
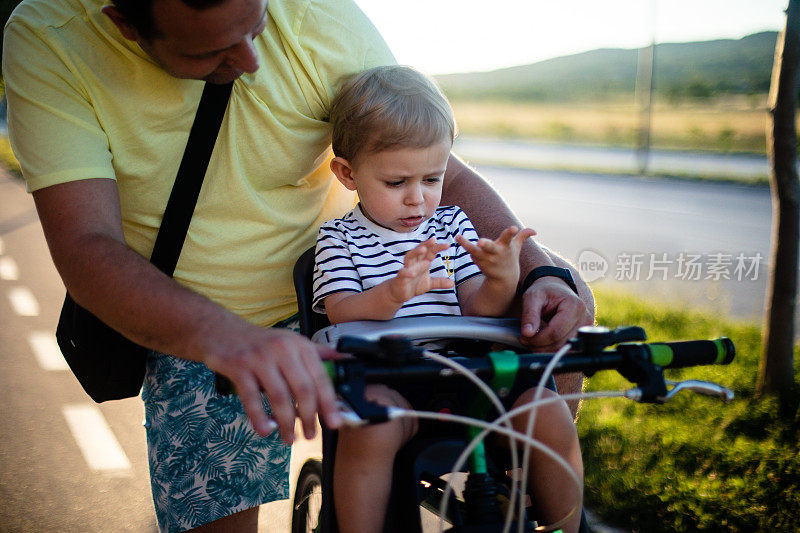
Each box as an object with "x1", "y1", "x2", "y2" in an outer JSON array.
[
  {"x1": 759, "y1": 0, "x2": 800, "y2": 406},
  {"x1": 635, "y1": 0, "x2": 657, "y2": 176}
]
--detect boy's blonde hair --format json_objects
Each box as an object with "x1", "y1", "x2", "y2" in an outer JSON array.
[{"x1": 329, "y1": 65, "x2": 457, "y2": 163}]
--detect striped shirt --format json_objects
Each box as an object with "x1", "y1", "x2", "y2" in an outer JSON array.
[{"x1": 313, "y1": 205, "x2": 482, "y2": 317}]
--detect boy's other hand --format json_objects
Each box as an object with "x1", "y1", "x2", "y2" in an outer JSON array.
[{"x1": 457, "y1": 226, "x2": 536, "y2": 287}]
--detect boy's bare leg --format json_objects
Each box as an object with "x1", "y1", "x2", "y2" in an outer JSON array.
[
  {"x1": 186, "y1": 507, "x2": 258, "y2": 532},
  {"x1": 334, "y1": 385, "x2": 417, "y2": 533},
  {"x1": 508, "y1": 387, "x2": 584, "y2": 533}
]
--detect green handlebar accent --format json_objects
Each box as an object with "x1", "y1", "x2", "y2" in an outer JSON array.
[
  {"x1": 323, "y1": 361, "x2": 335, "y2": 381},
  {"x1": 462, "y1": 351, "x2": 519, "y2": 475},
  {"x1": 648, "y1": 343, "x2": 674, "y2": 367},
  {"x1": 713, "y1": 339, "x2": 726, "y2": 364},
  {"x1": 488, "y1": 350, "x2": 520, "y2": 396},
  {"x1": 467, "y1": 426, "x2": 488, "y2": 474}
]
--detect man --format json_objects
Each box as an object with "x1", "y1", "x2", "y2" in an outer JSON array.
[{"x1": 3, "y1": 0, "x2": 593, "y2": 530}]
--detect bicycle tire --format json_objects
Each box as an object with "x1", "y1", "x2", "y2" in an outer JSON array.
[{"x1": 292, "y1": 459, "x2": 324, "y2": 533}]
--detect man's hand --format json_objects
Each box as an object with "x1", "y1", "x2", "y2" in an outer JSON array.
[
  {"x1": 199, "y1": 314, "x2": 344, "y2": 445},
  {"x1": 519, "y1": 277, "x2": 593, "y2": 351},
  {"x1": 388, "y1": 239, "x2": 453, "y2": 303}
]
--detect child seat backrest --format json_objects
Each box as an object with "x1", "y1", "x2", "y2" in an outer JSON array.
[{"x1": 292, "y1": 246, "x2": 331, "y2": 339}]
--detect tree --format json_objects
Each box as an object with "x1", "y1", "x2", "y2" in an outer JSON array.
[{"x1": 759, "y1": 0, "x2": 800, "y2": 411}]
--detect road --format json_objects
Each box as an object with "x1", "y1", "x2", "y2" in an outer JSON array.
[
  {"x1": 0, "y1": 159, "x2": 774, "y2": 532},
  {"x1": 475, "y1": 163, "x2": 774, "y2": 325}
]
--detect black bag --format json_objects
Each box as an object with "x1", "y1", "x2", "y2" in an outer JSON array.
[
  {"x1": 56, "y1": 294, "x2": 149, "y2": 402},
  {"x1": 55, "y1": 81, "x2": 233, "y2": 402}
]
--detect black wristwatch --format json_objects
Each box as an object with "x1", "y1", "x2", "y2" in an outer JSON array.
[{"x1": 521, "y1": 266, "x2": 579, "y2": 295}]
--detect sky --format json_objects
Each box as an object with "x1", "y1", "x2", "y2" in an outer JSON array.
[{"x1": 353, "y1": 0, "x2": 788, "y2": 75}]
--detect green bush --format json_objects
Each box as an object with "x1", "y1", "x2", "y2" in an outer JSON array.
[{"x1": 579, "y1": 288, "x2": 800, "y2": 531}]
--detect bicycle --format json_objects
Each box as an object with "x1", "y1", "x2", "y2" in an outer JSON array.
[{"x1": 288, "y1": 316, "x2": 735, "y2": 533}]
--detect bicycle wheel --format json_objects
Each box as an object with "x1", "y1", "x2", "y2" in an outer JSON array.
[{"x1": 292, "y1": 459, "x2": 324, "y2": 533}]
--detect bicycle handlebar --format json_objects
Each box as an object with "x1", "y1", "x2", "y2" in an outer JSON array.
[
  {"x1": 215, "y1": 323, "x2": 736, "y2": 414},
  {"x1": 322, "y1": 326, "x2": 735, "y2": 419},
  {"x1": 327, "y1": 335, "x2": 735, "y2": 385},
  {"x1": 640, "y1": 338, "x2": 735, "y2": 368}
]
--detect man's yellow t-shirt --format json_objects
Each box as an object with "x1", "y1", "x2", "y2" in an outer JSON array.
[{"x1": 4, "y1": 0, "x2": 395, "y2": 327}]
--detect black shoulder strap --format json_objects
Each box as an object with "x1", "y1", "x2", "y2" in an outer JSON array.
[{"x1": 149, "y1": 81, "x2": 233, "y2": 275}]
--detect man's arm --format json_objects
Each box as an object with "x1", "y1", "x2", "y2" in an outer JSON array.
[
  {"x1": 441, "y1": 154, "x2": 595, "y2": 416},
  {"x1": 33, "y1": 178, "x2": 342, "y2": 443}
]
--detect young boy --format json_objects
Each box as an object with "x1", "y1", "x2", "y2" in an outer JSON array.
[{"x1": 313, "y1": 65, "x2": 583, "y2": 533}]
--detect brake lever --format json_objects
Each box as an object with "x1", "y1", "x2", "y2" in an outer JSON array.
[
  {"x1": 662, "y1": 380, "x2": 735, "y2": 402},
  {"x1": 625, "y1": 380, "x2": 734, "y2": 403}
]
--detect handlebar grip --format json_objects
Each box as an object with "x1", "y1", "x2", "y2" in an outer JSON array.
[{"x1": 645, "y1": 338, "x2": 735, "y2": 368}]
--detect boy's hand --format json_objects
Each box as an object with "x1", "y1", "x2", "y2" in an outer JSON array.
[
  {"x1": 457, "y1": 226, "x2": 536, "y2": 287},
  {"x1": 389, "y1": 238, "x2": 454, "y2": 303}
]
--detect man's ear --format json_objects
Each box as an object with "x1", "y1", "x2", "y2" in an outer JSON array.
[
  {"x1": 101, "y1": 5, "x2": 141, "y2": 41},
  {"x1": 330, "y1": 156, "x2": 357, "y2": 191}
]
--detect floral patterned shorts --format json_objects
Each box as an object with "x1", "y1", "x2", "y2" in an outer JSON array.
[{"x1": 142, "y1": 317, "x2": 299, "y2": 533}]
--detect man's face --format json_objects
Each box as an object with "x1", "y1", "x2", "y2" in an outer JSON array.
[{"x1": 131, "y1": 0, "x2": 268, "y2": 84}]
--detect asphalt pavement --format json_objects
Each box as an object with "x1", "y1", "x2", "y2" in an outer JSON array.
[{"x1": 470, "y1": 162, "x2": 775, "y2": 327}]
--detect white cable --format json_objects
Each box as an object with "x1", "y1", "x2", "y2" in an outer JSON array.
[
  {"x1": 338, "y1": 343, "x2": 624, "y2": 531},
  {"x1": 428, "y1": 390, "x2": 621, "y2": 533},
  {"x1": 387, "y1": 407, "x2": 579, "y2": 533},
  {"x1": 518, "y1": 342, "x2": 573, "y2": 533},
  {"x1": 420, "y1": 349, "x2": 522, "y2": 531},
  {"x1": 387, "y1": 385, "x2": 603, "y2": 533},
  {"x1": 420, "y1": 349, "x2": 509, "y2": 431}
]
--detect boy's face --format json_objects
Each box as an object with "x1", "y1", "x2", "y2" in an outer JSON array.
[{"x1": 338, "y1": 141, "x2": 451, "y2": 233}]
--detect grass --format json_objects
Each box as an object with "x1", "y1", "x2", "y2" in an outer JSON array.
[
  {"x1": 578, "y1": 287, "x2": 799, "y2": 532},
  {"x1": 451, "y1": 97, "x2": 770, "y2": 155}
]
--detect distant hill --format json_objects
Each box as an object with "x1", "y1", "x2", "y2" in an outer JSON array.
[{"x1": 435, "y1": 32, "x2": 776, "y2": 102}]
